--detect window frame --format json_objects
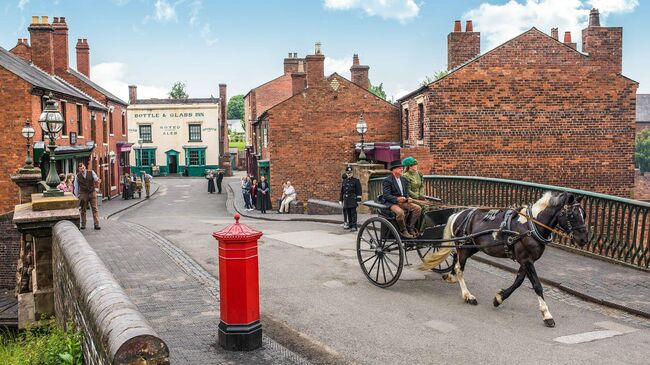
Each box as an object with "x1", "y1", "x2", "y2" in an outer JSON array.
[
  {"x1": 188, "y1": 124, "x2": 202, "y2": 142},
  {"x1": 139, "y1": 124, "x2": 153, "y2": 143},
  {"x1": 418, "y1": 103, "x2": 424, "y2": 141},
  {"x1": 61, "y1": 101, "x2": 67, "y2": 135},
  {"x1": 76, "y1": 104, "x2": 83, "y2": 136}
]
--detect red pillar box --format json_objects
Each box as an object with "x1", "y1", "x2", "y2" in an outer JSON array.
[{"x1": 212, "y1": 213, "x2": 263, "y2": 351}]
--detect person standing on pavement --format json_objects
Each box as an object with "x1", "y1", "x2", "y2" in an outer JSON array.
[
  {"x1": 74, "y1": 162, "x2": 101, "y2": 230},
  {"x1": 141, "y1": 171, "x2": 153, "y2": 198},
  {"x1": 242, "y1": 176, "x2": 253, "y2": 210},
  {"x1": 339, "y1": 166, "x2": 362, "y2": 231},
  {"x1": 256, "y1": 176, "x2": 271, "y2": 213},
  {"x1": 251, "y1": 178, "x2": 258, "y2": 209},
  {"x1": 122, "y1": 173, "x2": 132, "y2": 199},
  {"x1": 206, "y1": 171, "x2": 216, "y2": 193},
  {"x1": 216, "y1": 169, "x2": 225, "y2": 194}
]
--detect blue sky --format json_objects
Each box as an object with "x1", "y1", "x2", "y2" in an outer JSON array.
[{"x1": 1, "y1": 0, "x2": 648, "y2": 102}]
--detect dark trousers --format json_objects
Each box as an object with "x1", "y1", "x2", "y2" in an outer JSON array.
[
  {"x1": 217, "y1": 179, "x2": 223, "y2": 193},
  {"x1": 344, "y1": 207, "x2": 357, "y2": 227},
  {"x1": 243, "y1": 192, "x2": 252, "y2": 209}
]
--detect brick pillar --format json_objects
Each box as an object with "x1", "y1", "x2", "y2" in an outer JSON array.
[
  {"x1": 29, "y1": 16, "x2": 55, "y2": 74},
  {"x1": 76, "y1": 38, "x2": 90, "y2": 78},
  {"x1": 10, "y1": 39, "x2": 32, "y2": 61},
  {"x1": 52, "y1": 16, "x2": 69, "y2": 75},
  {"x1": 447, "y1": 20, "x2": 480, "y2": 70},
  {"x1": 219, "y1": 84, "x2": 232, "y2": 176},
  {"x1": 350, "y1": 54, "x2": 370, "y2": 90},
  {"x1": 128, "y1": 85, "x2": 137, "y2": 104},
  {"x1": 306, "y1": 43, "x2": 325, "y2": 88}
]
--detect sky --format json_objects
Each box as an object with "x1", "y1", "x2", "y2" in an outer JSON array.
[{"x1": 1, "y1": 0, "x2": 648, "y2": 102}]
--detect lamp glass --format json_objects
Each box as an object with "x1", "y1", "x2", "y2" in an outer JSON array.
[
  {"x1": 21, "y1": 124, "x2": 35, "y2": 139},
  {"x1": 356, "y1": 115, "x2": 367, "y2": 134}
]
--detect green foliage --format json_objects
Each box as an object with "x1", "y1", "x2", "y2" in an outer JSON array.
[
  {"x1": 420, "y1": 70, "x2": 449, "y2": 86},
  {"x1": 368, "y1": 81, "x2": 386, "y2": 100},
  {"x1": 229, "y1": 140, "x2": 246, "y2": 151},
  {"x1": 168, "y1": 82, "x2": 189, "y2": 99},
  {"x1": 635, "y1": 129, "x2": 650, "y2": 174},
  {"x1": 0, "y1": 319, "x2": 83, "y2": 365},
  {"x1": 227, "y1": 95, "x2": 245, "y2": 120}
]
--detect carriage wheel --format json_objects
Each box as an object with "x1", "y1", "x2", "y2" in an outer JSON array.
[
  {"x1": 357, "y1": 217, "x2": 404, "y2": 288},
  {"x1": 416, "y1": 245, "x2": 458, "y2": 274}
]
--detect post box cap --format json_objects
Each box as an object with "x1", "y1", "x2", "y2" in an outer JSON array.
[{"x1": 213, "y1": 213, "x2": 263, "y2": 242}]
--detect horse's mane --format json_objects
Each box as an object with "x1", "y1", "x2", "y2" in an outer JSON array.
[{"x1": 518, "y1": 191, "x2": 563, "y2": 223}]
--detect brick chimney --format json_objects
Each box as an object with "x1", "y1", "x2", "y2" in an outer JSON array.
[
  {"x1": 563, "y1": 31, "x2": 577, "y2": 50},
  {"x1": 284, "y1": 52, "x2": 303, "y2": 74},
  {"x1": 447, "y1": 20, "x2": 480, "y2": 70},
  {"x1": 76, "y1": 38, "x2": 90, "y2": 77},
  {"x1": 28, "y1": 16, "x2": 55, "y2": 74},
  {"x1": 305, "y1": 42, "x2": 325, "y2": 88},
  {"x1": 350, "y1": 54, "x2": 370, "y2": 90},
  {"x1": 551, "y1": 28, "x2": 558, "y2": 40},
  {"x1": 128, "y1": 85, "x2": 137, "y2": 104},
  {"x1": 219, "y1": 84, "x2": 228, "y2": 156},
  {"x1": 291, "y1": 64, "x2": 307, "y2": 96},
  {"x1": 10, "y1": 39, "x2": 31, "y2": 61},
  {"x1": 52, "y1": 17, "x2": 69, "y2": 75},
  {"x1": 582, "y1": 8, "x2": 622, "y2": 75}
]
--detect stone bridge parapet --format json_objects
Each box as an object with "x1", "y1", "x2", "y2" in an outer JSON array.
[{"x1": 52, "y1": 221, "x2": 169, "y2": 365}]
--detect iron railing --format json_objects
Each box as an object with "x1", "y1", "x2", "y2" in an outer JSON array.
[{"x1": 368, "y1": 175, "x2": 650, "y2": 269}]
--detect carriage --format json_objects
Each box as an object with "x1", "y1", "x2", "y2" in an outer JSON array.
[{"x1": 357, "y1": 195, "x2": 458, "y2": 288}]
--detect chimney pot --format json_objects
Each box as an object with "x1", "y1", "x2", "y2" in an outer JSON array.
[
  {"x1": 31, "y1": 16, "x2": 38, "y2": 24},
  {"x1": 293, "y1": 52, "x2": 297, "y2": 58},
  {"x1": 42, "y1": 16, "x2": 48, "y2": 24},
  {"x1": 589, "y1": 8, "x2": 600, "y2": 27},
  {"x1": 551, "y1": 28, "x2": 558, "y2": 40},
  {"x1": 60, "y1": 17, "x2": 66, "y2": 23},
  {"x1": 353, "y1": 54, "x2": 359, "y2": 65},
  {"x1": 53, "y1": 17, "x2": 59, "y2": 23},
  {"x1": 288, "y1": 52, "x2": 292, "y2": 58},
  {"x1": 454, "y1": 20, "x2": 461, "y2": 32},
  {"x1": 315, "y1": 42, "x2": 322, "y2": 55},
  {"x1": 564, "y1": 31, "x2": 572, "y2": 43},
  {"x1": 465, "y1": 20, "x2": 473, "y2": 32}
]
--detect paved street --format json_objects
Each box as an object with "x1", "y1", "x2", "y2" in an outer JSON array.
[{"x1": 87, "y1": 177, "x2": 650, "y2": 364}]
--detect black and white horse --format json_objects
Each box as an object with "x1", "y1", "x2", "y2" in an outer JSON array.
[{"x1": 429, "y1": 191, "x2": 588, "y2": 327}]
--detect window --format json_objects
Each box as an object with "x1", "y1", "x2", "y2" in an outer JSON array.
[
  {"x1": 121, "y1": 113, "x2": 126, "y2": 135},
  {"x1": 61, "y1": 101, "x2": 67, "y2": 135},
  {"x1": 418, "y1": 103, "x2": 424, "y2": 140},
  {"x1": 404, "y1": 108, "x2": 409, "y2": 142},
  {"x1": 185, "y1": 148, "x2": 205, "y2": 166},
  {"x1": 189, "y1": 124, "x2": 202, "y2": 141},
  {"x1": 109, "y1": 111, "x2": 114, "y2": 134},
  {"x1": 262, "y1": 123, "x2": 268, "y2": 148},
  {"x1": 76, "y1": 105, "x2": 83, "y2": 136},
  {"x1": 135, "y1": 149, "x2": 156, "y2": 166},
  {"x1": 102, "y1": 114, "x2": 108, "y2": 142},
  {"x1": 139, "y1": 125, "x2": 152, "y2": 142}
]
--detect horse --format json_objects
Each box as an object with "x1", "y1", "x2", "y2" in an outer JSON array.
[{"x1": 423, "y1": 191, "x2": 588, "y2": 327}]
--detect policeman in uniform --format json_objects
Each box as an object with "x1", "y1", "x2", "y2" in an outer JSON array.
[{"x1": 339, "y1": 166, "x2": 363, "y2": 231}]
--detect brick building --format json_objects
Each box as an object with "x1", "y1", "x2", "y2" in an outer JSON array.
[
  {"x1": 244, "y1": 53, "x2": 302, "y2": 148},
  {"x1": 398, "y1": 10, "x2": 638, "y2": 197},
  {"x1": 254, "y1": 45, "x2": 400, "y2": 203}
]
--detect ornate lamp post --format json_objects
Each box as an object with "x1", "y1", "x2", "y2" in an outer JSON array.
[
  {"x1": 38, "y1": 93, "x2": 65, "y2": 197},
  {"x1": 356, "y1": 114, "x2": 368, "y2": 164},
  {"x1": 21, "y1": 119, "x2": 35, "y2": 169}
]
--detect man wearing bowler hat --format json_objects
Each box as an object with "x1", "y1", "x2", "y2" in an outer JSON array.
[
  {"x1": 380, "y1": 160, "x2": 422, "y2": 238},
  {"x1": 340, "y1": 166, "x2": 362, "y2": 231}
]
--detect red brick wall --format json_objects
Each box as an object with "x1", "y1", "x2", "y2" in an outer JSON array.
[
  {"x1": 634, "y1": 169, "x2": 650, "y2": 201},
  {"x1": 402, "y1": 29, "x2": 637, "y2": 198},
  {"x1": 244, "y1": 74, "x2": 293, "y2": 147},
  {"x1": 401, "y1": 146, "x2": 433, "y2": 175},
  {"x1": 264, "y1": 75, "x2": 400, "y2": 202},
  {"x1": 10, "y1": 40, "x2": 31, "y2": 61},
  {"x1": 0, "y1": 69, "x2": 32, "y2": 214}
]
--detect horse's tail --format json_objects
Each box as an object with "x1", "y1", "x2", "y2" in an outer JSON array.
[{"x1": 418, "y1": 212, "x2": 459, "y2": 271}]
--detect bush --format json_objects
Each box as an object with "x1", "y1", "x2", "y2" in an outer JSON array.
[
  {"x1": 635, "y1": 129, "x2": 650, "y2": 174},
  {"x1": 0, "y1": 319, "x2": 83, "y2": 365}
]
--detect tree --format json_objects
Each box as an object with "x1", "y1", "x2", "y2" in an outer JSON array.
[
  {"x1": 368, "y1": 81, "x2": 386, "y2": 100},
  {"x1": 636, "y1": 129, "x2": 650, "y2": 174},
  {"x1": 420, "y1": 70, "x2": 449, "y2": 86},
  {"x1": 227, "y1": 95, "x2": 244, "y2": 120},
  {"x1": 169, "y1": 82, "x2": 189, "y2": 99}
]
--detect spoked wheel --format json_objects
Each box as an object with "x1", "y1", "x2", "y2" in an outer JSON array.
[
  {"x1": 416, "y1": 245, "x2": 458, "y2": 274},
  {"x1": 357, "y1": 217, "x2": 404, "y2": 288}
]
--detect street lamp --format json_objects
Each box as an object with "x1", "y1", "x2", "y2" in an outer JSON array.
[
  {"x1": 38, "y1": 93, "x2": 65, "y2": 196},
  {"x1": 21, "y1": 119, "x2": 35, "y2": 169},
  {"x1": 356, "y1": 114, "x2": 368, "y2": 164}
]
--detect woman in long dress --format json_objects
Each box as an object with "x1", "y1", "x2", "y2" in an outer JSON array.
[
  {"x1": 256, "y1": 176, "x2": 271, "y2": 213},
  {"x1": 206, "y1": 171, "x2": 216, "y2": 193}
]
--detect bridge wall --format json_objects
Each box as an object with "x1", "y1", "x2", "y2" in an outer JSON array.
[{"x1": 52, "y1": 221, "x2": 169, "y2": 365}]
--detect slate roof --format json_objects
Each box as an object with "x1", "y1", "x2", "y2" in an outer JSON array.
[
  {"x1": 68, "y1": 68, "x2": 128, "y2": 105},
  {"x1": 54, "y1": 75, "x2": 108, "y2": 111},
  {"x1": 132, "y1": 98, "x2": 219, "y2": 105},
  {"x1": 637, "y1": 94, "x2": 650, "y2": 122},
  {"x1": 0, "y1": 46, "x2": 91, "y2": 102}
]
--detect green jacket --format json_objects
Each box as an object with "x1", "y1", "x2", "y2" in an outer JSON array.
[{"x1": 403, "y1": 170, "x2": 424, "y2": 199}]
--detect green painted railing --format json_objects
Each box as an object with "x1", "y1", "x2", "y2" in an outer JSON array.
[{"x1": 369, "y1": 175, "x2": 650, "y2": 269}]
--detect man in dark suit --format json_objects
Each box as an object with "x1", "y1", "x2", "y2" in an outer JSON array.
[
  {"x1": 216, "y1": 169, "x2": 225, "y2": 193},
  {"x1": 381, "y1": 160, "x2": 422, "y2": 238},
  {"x1": 340, "y1": 166, "x2": 362, "y2": 231}
]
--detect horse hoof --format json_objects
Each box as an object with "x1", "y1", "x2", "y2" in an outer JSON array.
[
  {"x1": 493, "y1": 290, "x2": 504, "y2": 307},
  {"x1": 544, "y1": 318, "x2": 556, "y2": 328},
  {"x1": 466, "y1": 298, "x2": 478, "y2": 305},
  {"x1": 493, "y1": 297, "x2": 501, "y2": 307}
]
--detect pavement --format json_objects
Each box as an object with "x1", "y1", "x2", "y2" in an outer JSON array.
[
  {"x1": 99, "y1": 182, "x2": 160, "y2": 219},
  {"x1": 228, "y1": 179, "x2": 650, "y2": 320}
]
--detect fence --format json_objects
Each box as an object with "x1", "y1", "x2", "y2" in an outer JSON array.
[{"x1": 369, "y1": 175, "x2": 650, "y2": 269}]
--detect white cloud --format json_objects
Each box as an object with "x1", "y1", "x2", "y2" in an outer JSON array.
[
  {"x1": 324, "y1": 0, "x2": 419, "y2": 23},
  {"x1": 464, "y1": 0, "x2": 639, "y2": 51},
  {"x1": 154, "y1": 0, "x2": 177, "y2": 22},
  {"x1": 200, "y1": 23, "x2": 218, "y2": 46},
  {"x1": 91, "y1": 62, "x2": 167, "y2": 102},
  {"x1": 17, "y1": 0, "x2": 28, "y2": 11},
  {"x1": 325, "y1": 56, "x2": 352, "y2": 76},
  {"x1": 189, "y1": 0, "x2": 201, "y2": 26}
]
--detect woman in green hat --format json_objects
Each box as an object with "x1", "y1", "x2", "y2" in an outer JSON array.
[{"x1": 402, "y1": 156, "x2": 434, "y2": 231}]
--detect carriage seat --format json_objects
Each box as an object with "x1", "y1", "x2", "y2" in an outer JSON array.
[{"x1": 363, "y1": 196, "x2": 396, "y2": 220}]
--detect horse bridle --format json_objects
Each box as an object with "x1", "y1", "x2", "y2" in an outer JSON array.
[{"x1": 557, "y1": 203, "x2": 587, "y2": 238}]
